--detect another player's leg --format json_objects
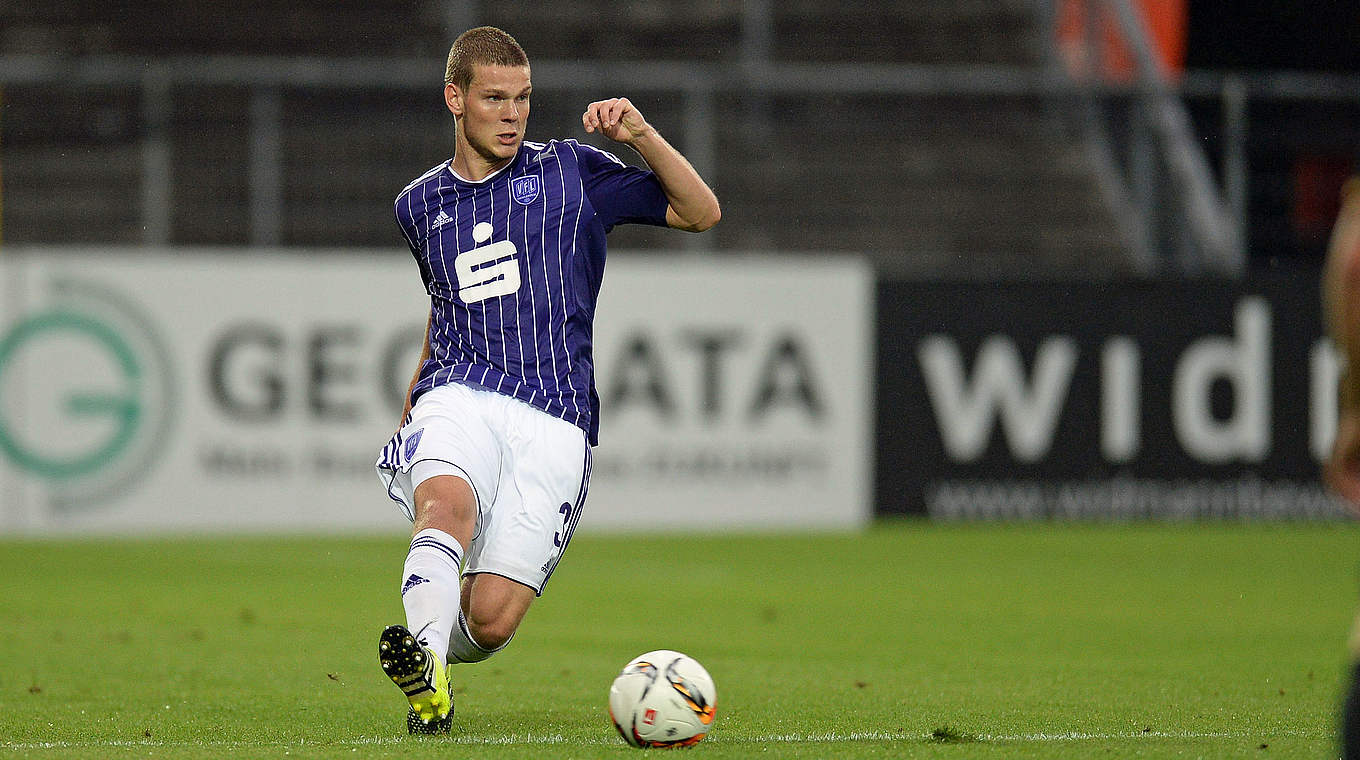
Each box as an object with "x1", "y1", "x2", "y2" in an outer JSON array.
[
  {"x1": 1344, "y1": 661, "x2": 1360, "y2": 759},
  {"x1": 1344, "y1": 612, "x2": 1360, "y2": 759},
  {"x1": 380, "y1": 470, "x2": 476, "y2": 734}
]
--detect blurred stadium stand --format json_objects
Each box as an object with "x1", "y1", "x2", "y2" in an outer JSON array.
[{"x1": 0, "y1": 1, "x2": 1355, "y2": 276}]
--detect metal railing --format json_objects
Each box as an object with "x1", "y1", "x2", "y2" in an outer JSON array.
[
  {"x1": 0, "y1": 53, "x2": 1075, "y2": 254},
  {"x1": 1052, "y1": 0, "x2": 1245, "y2": 274},
  {"x1": 1, "y1": 1, "x2": 1355, "y2": 274}
]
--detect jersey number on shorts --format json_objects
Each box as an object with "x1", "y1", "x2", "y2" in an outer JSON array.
[{"x1": 553, "y1": 502, "x2": 573, "y2": 547}]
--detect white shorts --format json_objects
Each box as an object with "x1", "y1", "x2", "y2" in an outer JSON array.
[{"x1": 375, "y1": 382, "x2": 591, "y2": 595}]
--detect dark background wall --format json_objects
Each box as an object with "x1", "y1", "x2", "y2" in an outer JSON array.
[
  {"x1": 1186, "y1": 1, "x2": 1360, "y2": 72},
  {"x1": 1185, "y1": 0, "x2": 1360, "y2": 269}
]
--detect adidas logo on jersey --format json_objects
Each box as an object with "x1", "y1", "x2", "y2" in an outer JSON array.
[{"x1": 429, "y1": 211, "x2": 454, "y2": 232}]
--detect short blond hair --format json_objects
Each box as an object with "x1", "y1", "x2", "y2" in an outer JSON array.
[{"x1": 444, "y1": 26, "x2": 529, "y2": 90}]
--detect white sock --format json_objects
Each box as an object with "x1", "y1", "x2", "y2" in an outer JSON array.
[
  {"x1": 447, "y1": 608, "x2": 509, "y2": 663},
  {"x1": 400, "y1": 528, "x2": 463, "y2": 664}
]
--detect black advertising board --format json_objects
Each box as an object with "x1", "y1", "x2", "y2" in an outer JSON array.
[{"x1": 876, "y1": 272, "x2": 1349, "y2": 519}]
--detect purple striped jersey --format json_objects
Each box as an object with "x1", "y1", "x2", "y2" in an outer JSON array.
[{"x1": 389, "y1": 138, "x2": 668, "y2": 446}]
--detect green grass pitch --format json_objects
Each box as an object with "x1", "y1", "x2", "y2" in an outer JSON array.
[{"x1": 1, "y1": 520, "x2": 1356, "y2": 758}]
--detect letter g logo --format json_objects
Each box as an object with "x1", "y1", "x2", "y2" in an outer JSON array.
[
  {"x1": 0, "y1": 276, "x2": 174, "y2": 514},
  {"x1": 0, "y1": 311, "x2": 142, "y2": 479}
]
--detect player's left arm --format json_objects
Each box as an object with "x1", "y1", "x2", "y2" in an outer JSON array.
[{"x1": 583, "y1": 98, "x2": 720, "y2": 232}]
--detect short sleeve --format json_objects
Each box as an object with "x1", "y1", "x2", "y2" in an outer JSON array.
[
  {"x1": 394, "y1": 193, "x2": 435, "y2": 295},
  {"x1": 571, "y1": 141, "x2": 670, "y2": 231},
  {"x1": 394, "y1": 194, "x2": 423, "y2": 257}
]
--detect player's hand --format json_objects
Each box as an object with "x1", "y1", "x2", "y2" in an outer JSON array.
[
  {"x1": 582, "y1": 98, "x2": 652, "y2": 145},
  {"x1": 1327, "y1": 415, "x2": 1360, "y2": 515}
]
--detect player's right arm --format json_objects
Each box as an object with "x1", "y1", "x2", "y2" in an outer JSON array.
[
  {"x1": 398, "y1": 311, "x2": 433, "y2": 433},
  {"x1": 1324, "y1": 178, "x2": 1360, "y2": 510},
  {"x1": 392, "y1": 187, "x2": 436, "y2": 434}
]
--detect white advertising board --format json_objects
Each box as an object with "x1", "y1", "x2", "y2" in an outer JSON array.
[
  {"x1": 589, "y1": 256, "x2": 872, "y2": 530},
  {"x1": 0, "y1": 250, "x2": 871, "y2": 535}
]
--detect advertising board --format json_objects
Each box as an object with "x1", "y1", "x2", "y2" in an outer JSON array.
[
  {"x1": 877, "y1": 275, "x2": 1347, "y2": 519},
  {"x1": 0, "y1": 250, "x2": 872, "y2": 534}
]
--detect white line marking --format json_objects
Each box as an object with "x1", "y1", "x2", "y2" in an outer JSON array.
[{"x1": 3, "y1": 728, "x2": 1327, "y2": 750}]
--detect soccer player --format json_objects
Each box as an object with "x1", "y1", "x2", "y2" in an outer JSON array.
[
  {"x1": 1324, "y1": 176, "x2": 1360, "y2": 759},
  {"x1": 373, "y1": 26, "x2": 720, "y2": 733}
]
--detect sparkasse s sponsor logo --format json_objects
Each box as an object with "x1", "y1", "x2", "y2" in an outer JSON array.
[{"x1": 0, "y1": 277, "x2": 175, "y2": 513}]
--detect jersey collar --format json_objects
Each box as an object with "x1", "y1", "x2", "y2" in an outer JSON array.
[{"x1": 446, "y1": 147, "x2": 525, "y2": 185}]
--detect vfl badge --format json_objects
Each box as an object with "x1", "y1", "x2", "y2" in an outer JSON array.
[
  {"x1": 403, "y1": 428, "x2": 424, "y2": 461},
  {"x1": 512, "y1": 175, "x2": 540, "y2": 206}
]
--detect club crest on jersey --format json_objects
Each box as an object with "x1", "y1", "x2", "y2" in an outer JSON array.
[
  {"x1": 403, "y1": 428, "x2": 423, "y2": 461},
  {"x1": 512, "y1": 175, "x2": 540, "y2": 205}
]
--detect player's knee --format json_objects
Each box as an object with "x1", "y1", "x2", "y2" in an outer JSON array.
[
  {"x1": 465, "y1": 591, "x2": 527, "y2": 651},
  {"x1": 415, "y1": 493, "x2": 473, "y2": 524},
  {"x1": 412, "y1": 475, "x2": 477, "y2": 534},
  {"x1": 460, "y1": 573, "x2": 532, "y2": 653},
  {"x1": 465, "y1": 612, "x2": 517, "y2": 651}
]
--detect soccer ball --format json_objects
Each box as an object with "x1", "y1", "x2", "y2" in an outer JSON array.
[{"x1": 608, "y1": 650, "x2": 717, "y2": 748}]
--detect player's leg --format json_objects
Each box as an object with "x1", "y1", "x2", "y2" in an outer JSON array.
[
  {"x1": 373, "y1": 384, "x2": 499, "y2": 733},
  {"x1": 449, "y1": 396, "x2": 591, "y2": 661},
  {"x1": 446, "y1": 573, "x2": 537, "y2": 661},
  {"x1": 378, "y1": 469, "x2": 477, "y2": 733},
  {"x1": 403, "y1": 470, "x2": 478, "y2": 661},
  {"x1": 1344, "y1": 610, "x2": 1360, "y2": 759},
  {"x1": 1344, "y1": 659, "x2": 1360, "y2": 759}
]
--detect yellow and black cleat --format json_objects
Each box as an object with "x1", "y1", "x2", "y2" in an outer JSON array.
[{"x1": 378, "y1": 624, "x2": 452, "y2": 735}]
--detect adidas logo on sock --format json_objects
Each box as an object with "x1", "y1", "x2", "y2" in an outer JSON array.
[{"x1": 401, "y1": 574, "x2": 429, "y2": 595}]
